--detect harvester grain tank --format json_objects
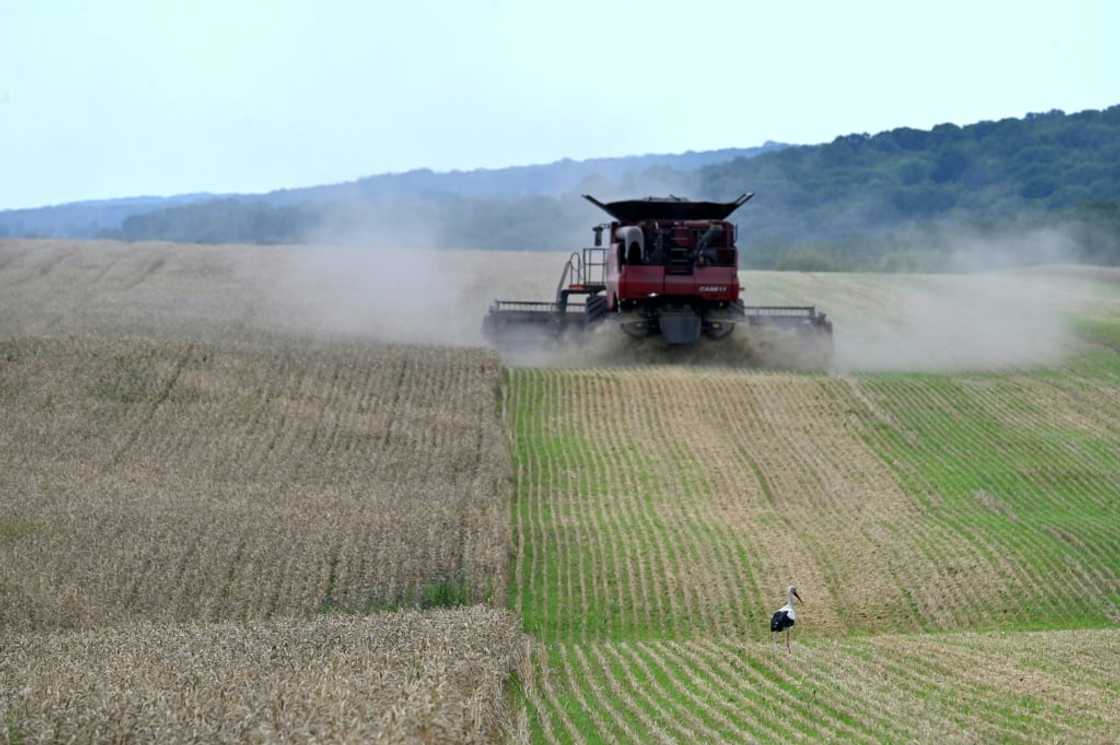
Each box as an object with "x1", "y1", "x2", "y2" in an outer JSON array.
[{"x1": 483, "y1": 193, "x2": 833, "y2": 365}]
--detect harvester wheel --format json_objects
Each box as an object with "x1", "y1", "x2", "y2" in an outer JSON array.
[
  {"x1": 703, "y1": 322, "x2": 736, "y2": 340},
  {"x1": 621, "y1": 321, "x2": 654, "y2": 339}
]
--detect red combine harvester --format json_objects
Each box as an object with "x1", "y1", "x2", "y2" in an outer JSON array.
[{"x1": 483, "y1": 193, "x2": 833, "y2": 365}]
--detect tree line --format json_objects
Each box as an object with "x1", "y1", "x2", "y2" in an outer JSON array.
[{"x1": 103, "y1": 106, "x2": 1120, "y2": 270}]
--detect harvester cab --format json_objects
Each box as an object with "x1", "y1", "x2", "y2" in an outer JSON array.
[{"x1": 482, "y1": 193, "x2": 834, "y2": 365}]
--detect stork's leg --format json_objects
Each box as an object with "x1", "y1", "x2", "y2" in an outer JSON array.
[{"x1": 785, "y1": 628, "x2": 790, "y2": 653}]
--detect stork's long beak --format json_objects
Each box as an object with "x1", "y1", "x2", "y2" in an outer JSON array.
[{"x1": 793, "y1": 590, "x2": 803, "y2": 602}]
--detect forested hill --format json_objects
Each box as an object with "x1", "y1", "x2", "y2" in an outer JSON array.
[
  {"x1": 705, "y1": 106, "x2": 1120, "y2": 269},
  {"x1": 709, "y1": 107, "x2": 1120, "y2": 235},
  {"x1": 4, "y1": 106, "x2": 1119, "y2": 269},
  {"x1": 0, "y1": 143, "x2": 784, "y2": 239}
]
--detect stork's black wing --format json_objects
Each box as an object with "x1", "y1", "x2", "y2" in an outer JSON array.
[{"x1": 770, "y1": 610, "x2": 794, "y2": 632}]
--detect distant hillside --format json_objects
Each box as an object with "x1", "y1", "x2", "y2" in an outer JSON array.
[
  {"x1": 6, "y1": 107, "x2": 1120, "y2": 270},
  {"x1": 0, "y1": 194, "x2": 221, "y2": 239},
  {"x1": 0, "y1": 143, "x2": 785, "y2": 238},
  {"x1": 264, "y1": 143, "x2": 787, "y2": 205},
  {"x1": 699, "y1": 106, "x2": 1120, "y2": 255},
  {"x1": 92, "y1": 106, "x2": 1120, "y2": 270}
]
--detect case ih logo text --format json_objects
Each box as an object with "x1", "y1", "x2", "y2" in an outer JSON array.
[{"x1": 699, "y1": 285, "x2": 728, "y2": 292}]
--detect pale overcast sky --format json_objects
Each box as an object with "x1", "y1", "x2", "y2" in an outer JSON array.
[{"x1": 1, "y1": 0, "x2": 1116, "y2": 209}]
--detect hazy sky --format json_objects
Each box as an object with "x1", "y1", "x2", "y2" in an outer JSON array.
[{"x1": 1, "y1": 0, "x2": 1116, "y2": 209}]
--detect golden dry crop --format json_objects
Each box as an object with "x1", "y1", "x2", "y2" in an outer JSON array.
[
  {"x1": 0, "y1": 335, "x2": 511, "y2": 631},
  {"x1": 5, "y1": 238, "x2": 1120, "y2": 370},
  {"x1": 0, "y1": 240, "x2": 532, "y2": 744},
  {"x1": 0, "y1": 238, "x2": 564, "y2": 348},
  {"x1": 0, "y1": 606, "x2": 528, "y2": 745},
  {"x1": 6, "y1": 238, "x2": 1120, "y2": 742}
]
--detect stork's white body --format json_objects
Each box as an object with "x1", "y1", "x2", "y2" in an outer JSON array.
[{"x1": 770, "y1": 586, "x2": 801, "y2": 652}]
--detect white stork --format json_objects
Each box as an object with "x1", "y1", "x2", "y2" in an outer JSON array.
[{"x1": 770, "y1": 585, "x2": 802, "y2": 653}]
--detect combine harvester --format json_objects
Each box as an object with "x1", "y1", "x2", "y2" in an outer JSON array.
[{"x1": 483, "y1": 193, "x2": 833, "y2": 366}]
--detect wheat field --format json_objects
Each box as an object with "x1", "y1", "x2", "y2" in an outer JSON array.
[
  {"x1": 4, "y1": 238, "x2": 1119, "y2": 367},
  {"x1": 1, "y1": 607, "x2": 527, "y2": 745},
  {"x1": 0, "y1": 241, "x2": 534, "y2": 742},
  {"x1": 524, "y1": 629, "x2": 1120, "y2": 744},
  {"x1": 0, "y1": 238, "x2": 563, "y2": 347},
  {"x1": 0, "y1": 335, "x2": 511, "y2": 630},
  {"x1": 507, "y1": 366, "x2": 1120, "y2": 641},
  {"x1": 506, "y1": 357, "x2": 1120, "y2": 742},
  {"x1": 4, "y1": 238, "x2": 1120, "y2": 743}
]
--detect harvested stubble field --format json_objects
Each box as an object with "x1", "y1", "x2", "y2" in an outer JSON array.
[
  {"x1": 4, "y1": 238, "x2": 1120, "y2": 743},
  {"x1": 507, "y1": 355, "x2": 1120, "y2": 742},
  {"x1": 1, "y1": 606, "x2": 528, "y2": 745},
  {"x1": 525, "y1": 630, "x2": 1120, "y2": 744},
  {"x1": 507, "y1": 365, "x2": 1120, "y2": 641}
]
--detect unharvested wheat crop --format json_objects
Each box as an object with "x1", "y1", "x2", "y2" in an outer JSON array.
[
  {"x1": 7, "y1": 239, "x2": 1120, "y2": 742},
  {"x1": 0, "y1": 606, "x2": 527, "y2": 745},
  {"x1": 5, "y1": 239, "x2": 1120, "y2": 370},
  {"x1": 0, "y1": 238, "x2": 564, "y2": 348},
  {"x1": 0, "y1": 335, "x2": 511, "y2": 631}
]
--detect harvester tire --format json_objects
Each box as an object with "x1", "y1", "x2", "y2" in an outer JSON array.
[{"x1": 703, "y1": 322, "x2": 736, "y2": 340}]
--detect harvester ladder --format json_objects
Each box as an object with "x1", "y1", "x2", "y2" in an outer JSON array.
[
  {"x1": 555, "y1": 248, "x2": 607, "y2": 312},
  {"x1": 555, "y1": 252, "x2": 581, "y2": 305},
  {"x1": 581, "y1": 247, "x2": 607, "y2": 285}
]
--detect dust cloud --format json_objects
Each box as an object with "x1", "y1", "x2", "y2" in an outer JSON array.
[
  {"x1": 259, "y1": 213, "x2": 1096, "y2": 374},
  {"x1": 272, "y1": 243, "x2": 473, "y2": 346},
  {"x1": 495, "y1": 322, "x2": 832, "y2": 370},
  {"x1": 263, "y1": 202, "x2": 467, "y2": 345},
  {"x1": 829, "y1": 274, "x2": 1079, "y2": 372},
  {"x1": 823, "y1": 225, "x2": 1090, "y2": 372}
]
